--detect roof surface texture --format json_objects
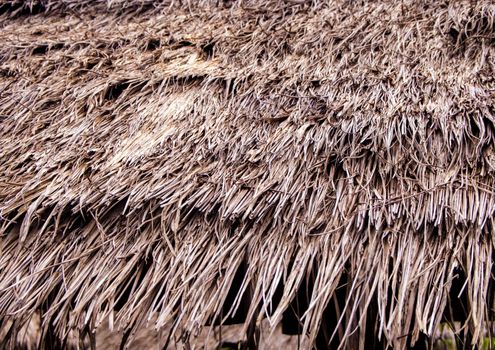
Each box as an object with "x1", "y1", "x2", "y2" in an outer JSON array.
[{"x1": 1, "y1": 0, "x2": 495, "y2": 348}]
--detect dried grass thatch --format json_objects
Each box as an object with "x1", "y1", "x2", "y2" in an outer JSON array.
[{"x1": 1, "y1": 0, "x2": 495, "y2": 348}]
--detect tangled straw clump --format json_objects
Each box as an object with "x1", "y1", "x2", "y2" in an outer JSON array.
[{"x1": 0, "y1": 0, "x2": 495, "y2": 348}]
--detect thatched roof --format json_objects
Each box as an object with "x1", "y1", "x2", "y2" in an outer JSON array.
[{"x1": 1, "y1": 0, "x2": 495, "y2": 348}]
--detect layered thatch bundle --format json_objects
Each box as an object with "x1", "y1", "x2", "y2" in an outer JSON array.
[{"x1": 1, "y1": 0, "x2": 495, "y2": 348}]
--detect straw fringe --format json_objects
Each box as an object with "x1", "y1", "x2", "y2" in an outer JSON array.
[{"x1": 1, "y1": 0, "x2": 495, "y2": 348}]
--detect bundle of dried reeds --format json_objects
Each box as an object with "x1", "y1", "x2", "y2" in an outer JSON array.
[{"x1": 1, "y1": 0, "x2": 495, "y2": 348}]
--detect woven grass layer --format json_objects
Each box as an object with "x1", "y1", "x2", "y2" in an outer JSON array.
[{"x1": 1, "y1": 0, "x2": 495, "y2": 348}]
